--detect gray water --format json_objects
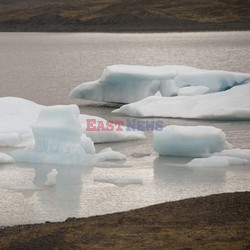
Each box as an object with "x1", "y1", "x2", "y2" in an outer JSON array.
[{"x1": 0, "y1": 32, "x2": 250, "y2": 226}]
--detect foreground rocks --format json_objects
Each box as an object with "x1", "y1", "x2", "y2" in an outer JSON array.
[{"x1": 0, "y1": 192, "x2": 249, "y2": 249}]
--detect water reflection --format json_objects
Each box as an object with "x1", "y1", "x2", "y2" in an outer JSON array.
[{"x1": 154, "y1": 156, "x2": 226, "y2": 185}]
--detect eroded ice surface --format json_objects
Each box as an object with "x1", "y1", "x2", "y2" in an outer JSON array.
[
  {"x1": 10, "y1": 105, "x2": 126, "y2": 165},
  {"x1": 114, "y1": 84, "x2": 250, "y2": 120},
  {"x1": 153, "y1": 125, "x2": 231, "y2": 157},
  {"x1": 70, "y1": 65, "x2": 250, "y2": 103},
  {"x1": 0, "y1": 97, "x2": 144, "y2": 147}
]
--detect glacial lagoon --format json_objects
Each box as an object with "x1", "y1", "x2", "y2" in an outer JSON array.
[{"x1": 0, "y1": 32, "x2": 250, "y2": 226}]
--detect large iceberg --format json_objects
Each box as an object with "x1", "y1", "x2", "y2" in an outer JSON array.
[
  {"x1": 0, "y1": 97, "x2": 41, "y2": 147},
  {"x1": 0, "y1": 97, "x2": 144, "y2": 147},
  {"x1": 10, "y1": 105, "x2": 126, "y2": 165},
  {"x1": 153, "y1": 125, "x2": 232, "y2": 157},
  {"x1": 11, "y1": 105, "x2": 92, "y2": 165},
  {"x1": 114, "y1": 83, "x2": 250, "y2": 120},
  {"x1": 79, "y1": 114, "x2": 145, "y2": 143},
  {"x1": 70, "y1": 65, "x2": 250, "y2": 103}
]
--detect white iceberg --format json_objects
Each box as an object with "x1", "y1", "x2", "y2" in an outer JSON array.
[
  {"x1": 0, "y1": 97, "x2": 42, "y2": 147},
  {"x1": 0, "y1": 152, "x2": 15, "y2": 164},
  {"x1": 0, "y1": 97, "x2": 144, "y2": 147},
  {"x1": 70, "y1": 64, "x2": 250, "y2": 103},
  {"x1": 187, "y1": 156, "x2": 249, "y2": 167},
  {"x1": 10, "y1": 105, "x2": 126, "y2": 165},
  {"x1": 11, "y1": 105, "x2": 93, "y2": 165},
  {"x1": 153, "y1": 125, "x2": 232, "y2": 157},
  {"x1": 114, "y1": 83, "x2": 250, "y2": 120},
  {"x1": 215, "y1": 149, "x2": 250, "y2": 161},
  {"x1": 44, "y1": 169, "x2": 58, "y2": 187},
  {"x1": 94, "y1": 177, "x2": 143, "y2": 187},
  {"x1": 96, "y1": 147, "x2": 126, "y2": 161},
  {"x1": 79, "y1": 114, "x2": 145, "y2": 143}
]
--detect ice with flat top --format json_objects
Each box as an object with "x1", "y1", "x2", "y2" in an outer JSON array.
[
  {"x1": 70, "y1": 64, "x2": 250, "y2": 103},
  {"x1": 153, "y1": 125, "x2": 232, "y2": 157}
]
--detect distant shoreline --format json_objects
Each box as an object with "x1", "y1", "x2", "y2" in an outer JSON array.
[
  {"x1": 0, "y1": 23, "x2": 249, "y2": 33},
  {"x1": 0, "y1": 192, "x2": 249, "y2": 249}
]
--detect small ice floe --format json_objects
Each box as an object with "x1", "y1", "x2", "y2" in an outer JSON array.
[
  {"x1": 94, "y1": 178, "x2": 143, "y2": 187},
  {"x1": 153, "y1": 125, "x2": 231, "y2": 157},
  {"x1": 4, "y1": 180, "x2": 43, "y2": 192},
  {"x1": 0, "y1": 152, "x2": 15, "y2": 164},
  {"x1": 96, "y1": 147, "x2": 126, "y2": 162},
  {"x1": 131, "y1": 152, "x2": 150, "y2": 158},
  {"x1": 215, "y1": 149, "x2": 250, "y2": 161},
  {"x1": 94, "y1": 162, "x2": 132, "y2": 169},
  {"x1": 44, "y1": 169, "x2": 58, "y2": 187},
  {"x1": 186, "y1": 156, "x2": 249, "y2": 167}
]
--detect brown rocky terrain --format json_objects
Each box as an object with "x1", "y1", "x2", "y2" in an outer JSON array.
[{"x1": 0, "y1": 0, "x2": 249, "y2": 31}]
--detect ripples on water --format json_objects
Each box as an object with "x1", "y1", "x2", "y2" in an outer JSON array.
[{"x1": 0, "y1": 32, "x2": 249, "y2": 226}]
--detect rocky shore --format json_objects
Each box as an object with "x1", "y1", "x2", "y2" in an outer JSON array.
[{"x1": 0, "y1": 192, "x2": 249, "y2": 249}]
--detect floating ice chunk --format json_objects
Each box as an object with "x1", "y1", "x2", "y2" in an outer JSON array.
[
  {"x1": 187, "y1": 156, "x2": 249, "y2": 167},
  {"x1": 177, "y1": 86, "x2": 209, "y2": 96},
  {"x1": 4, "y1": 180, "x2": 42, "y2": 192},
  {"x1": 44, "y1": 169, "x2": 58, "y2": 187},
  {"x1": 131, "y1": 152, "x2": 150, "y2": 158},
  {"x1": 96, "y1": 147, "x2": 126, "y2": 161},
  {"x1": 215, "y1": 149, "x2": 250, "y2": 161},
  {"x1": 94, "y1": 162, "x2": 132, "y2": 169},
  {"x1": 79, "y1": 114, "x2": 145, "y2": 143},
  {"x1": 70, "y1": 64, "x2": 250, "y2": 103},
  {"x1": 114, "y1": 84, "x2": 250, "y2": 120},
  {"x1": 0, "y1": 97, "x2": 144, "y2": 147},
  {"x1": 11, "y1": 105, "x2": 92, "y2": 165},
  {"x1": 0, "y1": 152, "x2": 15, "y2": 164},
  {"x1": 153, "y1": 125, "x2": 232, "y2": 157},
  {"x1": 80, "y1": 133, "x2": 96, "y2": 154},
  {"x1": 94, "y1": 177, "x2": 143, "y2": 187},
  {"x1": 0, "y1": 97, "x2": 42, "y2": 147}
]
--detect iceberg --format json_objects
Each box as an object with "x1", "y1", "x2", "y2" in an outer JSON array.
[
  {"x1": 215, "y1": 149, "x2": 250, "y2": 161},
  {"x1": 0, "y1": 97, "x2": 144, "y2": 147},
  {"x1": 70, "y1": 64, "x2": 250, "y2": 103},
  {"x1": 187, "y1": 156, "x2": 248, "y2": 167},
  {"x1": 11, "y1": 105, "x2": 93, "y2": 165},
  {"x1": 0, "y1": 152, "x2": 15, "y2": 164},
  {"x1": 44, "y1": 169, "x2": 58, "y2": 187},
  {"x1": 114, "y1": 84, "x2": 250, "y2": 120},
  {"x1": 153, "y1": 125, "x2": 232, "y2": 157},
  {"x1": 79, "y1": 114, "x2": 145, "y2": 143},
  {"x1": 10, "y1": 105, "x2": 126, "y2": 165},
  {"x1": 94, "y1": 178, "x2": 143, "y2": 187},
  {"x1": 0, "y1": 97, "x2": 42, "y2": 147}
]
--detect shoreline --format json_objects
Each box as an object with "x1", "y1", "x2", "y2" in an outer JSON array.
[{"x1": 1, "y1": 192, "x2": 249, "y2": 249}]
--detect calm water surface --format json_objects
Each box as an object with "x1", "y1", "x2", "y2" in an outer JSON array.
[{"x1": 0, "y1": 32, "x2": 250, "y2": 226}]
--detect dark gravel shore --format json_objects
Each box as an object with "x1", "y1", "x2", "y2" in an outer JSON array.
[{"x1": 0, "y1": 192, "x2": 249, "y2": 249}]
